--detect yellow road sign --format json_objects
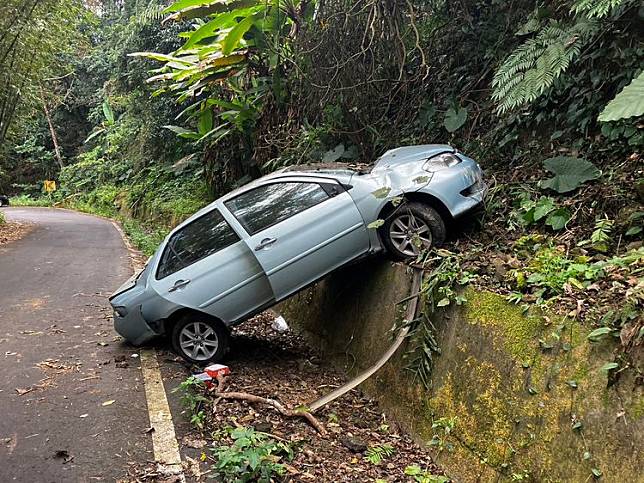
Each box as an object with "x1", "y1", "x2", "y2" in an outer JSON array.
[{"x1": 44, "y1": 180, "x2": 56, "y2": 193}]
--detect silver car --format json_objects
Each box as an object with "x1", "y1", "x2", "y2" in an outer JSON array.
[{"x1": 109, "y1": 145, "x2": 486, "y2": 363}]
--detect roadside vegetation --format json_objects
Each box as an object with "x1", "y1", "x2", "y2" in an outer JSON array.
[{"x1": 0, "y1": 0, "x2": 642, "y2": 480}]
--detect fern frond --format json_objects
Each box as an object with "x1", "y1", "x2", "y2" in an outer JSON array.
[
  {"x1": 571, "y1": 0, "x2": 634, "y2": 18},
  {"x1": 134, "y1": 0, "x2": 165, "y2": 26},
  {"x1": 492, "y1": 19, "x2": 598, "y2": 113},
  {"x1": 365, "y1": 444, "x2": 395, "y2": 465}
]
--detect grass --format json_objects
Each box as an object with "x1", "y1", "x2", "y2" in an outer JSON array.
[
  {"x1": 121, "y1": 218, "x2": 169, "y2": 256},
  {"x1": 10, "y1": 194, "x2": 54, "y2": 206}
]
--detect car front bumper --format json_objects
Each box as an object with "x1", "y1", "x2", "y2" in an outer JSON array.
[{"x1": 424, "y1": 157, "x2": 488, "y2": 218}]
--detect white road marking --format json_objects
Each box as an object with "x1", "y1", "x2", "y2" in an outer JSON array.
[{"x1": 140, "y1": 348, "x2": 183, "y2": 472}]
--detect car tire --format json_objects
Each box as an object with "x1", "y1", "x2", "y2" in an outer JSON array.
[
  {"x1": 171, "y1": 314, "x2": 229, "y2": 365},
  {"x1": 380, "y1": 202, "x2": 446, "y2": 260}
]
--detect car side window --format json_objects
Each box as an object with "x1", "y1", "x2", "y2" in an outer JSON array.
[
  {"x1": 224, "y1": 182, "x2": 330, "y2": 235},
  {"x1": 156, "y1": 209, "x2": 240, "y2": 279}
]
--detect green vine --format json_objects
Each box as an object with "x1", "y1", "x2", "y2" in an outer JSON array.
[{"x1": 403, "y1": 250, "x2": 476, "y2": 389}]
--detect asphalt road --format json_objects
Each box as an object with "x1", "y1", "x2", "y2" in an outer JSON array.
[{"x1": 0, "y1": 208, "x2": 153, "y2": 481}]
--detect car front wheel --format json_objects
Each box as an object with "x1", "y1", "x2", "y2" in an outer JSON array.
[
  {"x1": 380, "y1": 202, "x2": 446, "y2": 260},
  {"x1": 171, "y1": 314, "x2": 229, "y2": 365}
]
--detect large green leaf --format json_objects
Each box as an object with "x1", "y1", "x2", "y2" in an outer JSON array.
[
  {"x1": 533, "y1": 197, "x2": 555, "y2": 221},
  {"x1": 182, "y1": 6, "x2": 261, "y2": 49},
  {"x1": 163, "y1": 0, "x2": 220, "y2": 14},
  {"x1": 322, "y1": 144, "x2": 345, "y2": 162},
  {"x1": 546, "y1": 208, "x2": 571, "y2": 230},
  {"x1": 443, "y1": 107, "x2": 467, "y2": 133},
  {"x1": 598, "y1": 71, "x2": 644, "y2": 122},
  {"x1": 162, "y1": 125, "x2": 201, "y2": 139},
  {"x1": 166, "y1": 0, "x2": 258, "y2": 21},
  {"x1": 84, "y1": 127, "x2": 106, "y2": 144},
  {"x1": 102, "y1": 100, "x2": 114, "y2": 124},
  {"x1": 129, "y1": 52, "x2": 197, "y2": 64},
  {"x1": 539, "y1": 156, "x2": 601, "y2": 193},
  {"x1": 221, "y1": 14, "x2": 257, "y2": 55},
  {"x1": 198, "y1": 109, "x2": 213, "y2": 135}
]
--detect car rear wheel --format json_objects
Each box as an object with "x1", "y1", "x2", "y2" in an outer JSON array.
[
  {"x1": 380, "y1": 202, "x2": 446, "y2": 260},
  {"x1": 171, "y1": 314, "x2": 229, "y2": 365}
]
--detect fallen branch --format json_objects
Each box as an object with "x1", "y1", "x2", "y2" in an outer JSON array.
[{"x1": 211, "y1": 375, "x2": 327, "y2": 436}]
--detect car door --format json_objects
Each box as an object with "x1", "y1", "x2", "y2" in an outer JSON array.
[
  {"x1": 223, "y1": 177, "x2": 370, "y2": 301},
  {"x1": 149, "y1": 207, "x2": 274, "y2": 323}
]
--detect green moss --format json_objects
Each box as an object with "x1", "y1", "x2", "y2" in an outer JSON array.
[
  {"x1": 464, "y1": 288, "x2": 544, "y2": 362},
  {"x1": 285, "y1": 270, "x2": 644, "y2": 482},
  {"x1": 630, "y1": 395, "x2": 644, "y2": 419}
]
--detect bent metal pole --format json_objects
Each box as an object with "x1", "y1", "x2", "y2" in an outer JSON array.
[{"x1": 308, "y1": 267, "x2": 424, "y2": 413}]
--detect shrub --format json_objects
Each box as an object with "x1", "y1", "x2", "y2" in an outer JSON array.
[{"x1": 211, "y1": 427, "x2": 292, "y2": 482}]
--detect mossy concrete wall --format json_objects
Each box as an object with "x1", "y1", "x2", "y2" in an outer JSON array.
[{"x1": 280, "y1": 259, "x2": 643, "y2": 482}]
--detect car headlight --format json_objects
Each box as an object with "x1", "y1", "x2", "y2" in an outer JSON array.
[{"x1": 424, "y1": 153, "x2": 462, "y2": 172}]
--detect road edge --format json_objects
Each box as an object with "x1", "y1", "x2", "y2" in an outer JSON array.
[{"x1": 109, "y1": 217, "x2": 184, "y2": 478}]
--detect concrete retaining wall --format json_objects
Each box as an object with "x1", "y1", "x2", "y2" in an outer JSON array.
[{"x1": 280, "y1": 259, "x2": 643, "y2": 482}]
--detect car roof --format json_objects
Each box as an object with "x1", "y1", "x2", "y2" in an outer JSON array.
[
  {"x1": 280, "y1": 162, "x2": 373, "y2": 174},
  {"x1": 218, "y1": 168, "x2": 356, "y2": 202}
]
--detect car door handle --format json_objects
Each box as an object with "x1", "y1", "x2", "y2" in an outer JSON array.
[
  {"x1": 168, "y1": 279, "x2": 191, "y2": 292},
  {"x1": 255, "y1": 237, "x2": 277, "y2": 251}
]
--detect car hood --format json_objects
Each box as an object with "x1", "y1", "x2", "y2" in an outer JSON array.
[{"x1": 372, "y1": 144, "x2": 454, "y2": 172}]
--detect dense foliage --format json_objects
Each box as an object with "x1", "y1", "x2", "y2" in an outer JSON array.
[
  {"x1": 1, "y1": 4, "x2": 641, "y2": 480},
  {"x1": 0, "y1": 0, "x2": 641, "y2": 241}
]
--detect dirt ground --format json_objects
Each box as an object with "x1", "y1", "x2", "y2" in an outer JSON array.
[
  {"x1": 0, "y1": 219, "x2": 33, "y2": 246},
  {"x1": 150, "y1": 313, "x2": 444, "y2": 482}
]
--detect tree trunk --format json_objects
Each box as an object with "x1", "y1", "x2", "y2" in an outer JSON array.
[{"x1": 40, "y1": 87, "x2": 64, "y2": 169}]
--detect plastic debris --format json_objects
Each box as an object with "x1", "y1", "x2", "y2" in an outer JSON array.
[
  {"x1": 205, "y1": 364, "x2": 230, "y2": 379},
  {"x1": 193, "y1": 364, "x2": 230, "y2": 390},
  {"x1": 271, "y1": 315, "x2": 289, "y2": 332}
]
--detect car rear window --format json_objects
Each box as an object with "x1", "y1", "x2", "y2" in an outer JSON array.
[
  {"x1": 224, "y1": 182, "x2": 330, "y2": 235},
  {"x1": 156, "y1": 209, "x2": 239, "y2": 279}
]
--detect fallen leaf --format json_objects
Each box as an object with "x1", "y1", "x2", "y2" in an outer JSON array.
[{"x1": 182, "y1": 435, "x2": 207, "y2": 449}]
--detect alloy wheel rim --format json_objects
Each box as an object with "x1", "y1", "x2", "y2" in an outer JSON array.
[
  {"x1": 179, "y1": 321, "x2": 219, "y2": 361},
  {"x1": 388, "y1": 213, "x2": 432, "y2": 256}
]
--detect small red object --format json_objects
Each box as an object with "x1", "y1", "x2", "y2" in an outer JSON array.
[
  {"x1": 205, "y1": 364, "x2": 230, "y2": 379},
  {"x1": 194, "y1": 372, "x2": 214, "y2": 388}
]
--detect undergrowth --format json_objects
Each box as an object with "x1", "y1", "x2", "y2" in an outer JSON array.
[
  {"x1": 175, "y1": 377, "x2": 293, "y2": 482},
  {"x1": 210, "y1": 427, "x2": 292, "y2": 482}
]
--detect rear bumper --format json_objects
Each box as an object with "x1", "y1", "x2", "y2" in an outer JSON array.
[{"x1": 113, "y1": 305, "x2": 158, "y2": 346}]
